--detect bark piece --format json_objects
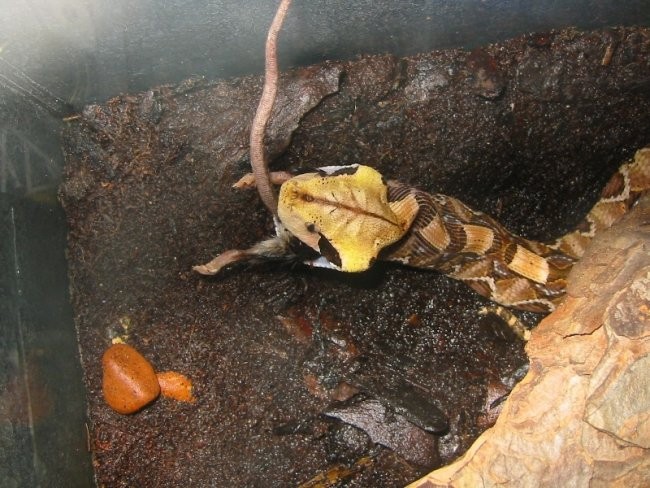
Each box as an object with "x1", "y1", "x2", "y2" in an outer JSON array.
[{"x1": 325, "y1": 397, "x2": 440, "y2": 467}]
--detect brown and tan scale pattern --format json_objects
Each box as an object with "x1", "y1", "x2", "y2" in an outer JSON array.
[
  {"x1": 550, "y1": 147, "x2": 650, "y2": 258},
  {"x1": 382, "y1": 147, "x2": 650, "y2": 313}
]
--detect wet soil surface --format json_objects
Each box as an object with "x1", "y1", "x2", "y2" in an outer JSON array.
[{"x1": 60, "y1": 27, "x2": 650, "y2": 487}]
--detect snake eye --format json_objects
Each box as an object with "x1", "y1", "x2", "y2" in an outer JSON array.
[
  {"x1": 317, "y1": 234, "x2": 342, "y2": 267},
  {"x1": 306, "y1": 223, "x2": 316, "y2": 233}
]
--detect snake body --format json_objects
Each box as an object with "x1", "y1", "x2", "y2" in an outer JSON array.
[
  {"x1": 382, "y1": 183, "x2": 574, "y2": 313},
  {"x1": 381, "y1": 148, "x2": 650, "y2": 312}
]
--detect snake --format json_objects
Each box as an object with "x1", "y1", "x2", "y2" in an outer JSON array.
[{"x1": 195, "y1": 147, "x2": 650, "y2": 314}]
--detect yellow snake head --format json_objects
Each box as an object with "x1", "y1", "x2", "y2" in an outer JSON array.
[{"x1": 277, "y1": 165, "x2": 418, "y2": 272}]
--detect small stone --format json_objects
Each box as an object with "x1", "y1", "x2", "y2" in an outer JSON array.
[
  {"x1": 102, "y1": 343, "x2": 160, "y2": 414},
  {"x1": 157, "y1": 371, "x2": 196, "y2": 403}
]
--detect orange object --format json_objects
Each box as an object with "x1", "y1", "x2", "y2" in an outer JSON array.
[
  {"x1": 102, "y1": 343, "x2": 160, "y2": 414},
  {"x1": 156, "y1": 371, "x2": 196, "y2": 403}
]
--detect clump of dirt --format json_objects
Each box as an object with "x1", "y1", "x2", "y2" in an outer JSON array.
[{"x1": 60, "y1": 27, "x2": 650, "y2": 486}]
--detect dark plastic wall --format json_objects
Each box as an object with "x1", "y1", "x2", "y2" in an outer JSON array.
[{"x1": 1, "y1": 1, "x2": 648, "y2": 485}]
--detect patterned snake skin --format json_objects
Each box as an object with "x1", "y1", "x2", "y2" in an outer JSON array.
[{"x1": 382, "y1": 147, "x2": 650, "y2": 312}]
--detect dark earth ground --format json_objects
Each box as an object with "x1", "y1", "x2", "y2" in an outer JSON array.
[{"x1": 60, "y1": 27, "x2": 650, "y2": 486}]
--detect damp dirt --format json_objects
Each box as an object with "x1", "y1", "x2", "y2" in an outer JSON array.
[{"x1": 60, "y1": 27, "x2": 650, "y2": 487}]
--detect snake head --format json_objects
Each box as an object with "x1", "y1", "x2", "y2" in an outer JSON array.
[{"x1": 277, "y1": 165, "x2": 417, "y2": 272}]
